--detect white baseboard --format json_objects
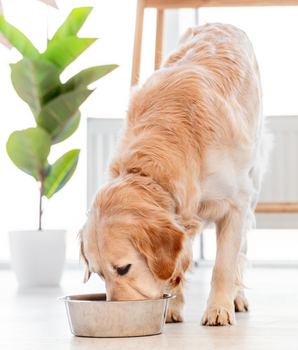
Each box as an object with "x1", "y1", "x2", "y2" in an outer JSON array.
[
  {"x1": 0, "y1": 260, "x2": 82, "y2": 270},
  {"x1": 196, "y1": 259, "x2": 298, "y2": 268}
]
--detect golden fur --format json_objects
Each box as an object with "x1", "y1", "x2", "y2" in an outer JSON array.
[{"x1": 79, "y1": 23, "x2": 270, "y2": 326}]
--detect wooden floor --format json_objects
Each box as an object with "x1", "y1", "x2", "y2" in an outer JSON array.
[{"x1": 1, "y1": 266, "x2": 298, "y2": 350}]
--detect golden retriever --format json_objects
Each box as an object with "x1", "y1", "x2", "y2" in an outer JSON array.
[{"x1": 79, "y1": 23, "x2": 270, "y2": 326}]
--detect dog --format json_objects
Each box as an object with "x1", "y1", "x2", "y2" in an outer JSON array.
[{"x1": 79, "y1": 23, "x2": 270, "y2": 326}]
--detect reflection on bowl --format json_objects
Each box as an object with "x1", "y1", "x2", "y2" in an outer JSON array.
[{"x1": 58, "y1": 293, "x2": 175, "y2": 338}]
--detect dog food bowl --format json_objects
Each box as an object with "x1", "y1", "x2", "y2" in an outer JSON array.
[{"x1": 58, "y1": 293, "x2": 175, "y2": 337}]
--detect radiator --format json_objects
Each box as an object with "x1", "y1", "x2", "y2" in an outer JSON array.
[
  {"x1": 87, "y1": 116, "x2": 298, "y2": 228},
  {"x1": 87, "y1": 118, "x2": 124, "y2": 208},
  {"x1": 259, "y1": 115, "x2": 298, "y2": 202}
]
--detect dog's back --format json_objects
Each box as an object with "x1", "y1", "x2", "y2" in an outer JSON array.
[{"x1": 162, "y1": 23, "x2": 263, "y2": 148}]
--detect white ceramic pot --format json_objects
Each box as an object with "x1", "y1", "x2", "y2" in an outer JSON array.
[{"x1": 9, "y1": 230, "x2": 66, "y2": 287}]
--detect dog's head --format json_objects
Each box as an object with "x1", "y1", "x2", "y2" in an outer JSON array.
[{"x1": 78, "y1": 174, "x2": 186, "y2": 301}]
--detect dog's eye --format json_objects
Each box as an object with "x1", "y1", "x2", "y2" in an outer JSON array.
[{"x1": 116, "y1": 264, "x2": 131, "y2": 276}]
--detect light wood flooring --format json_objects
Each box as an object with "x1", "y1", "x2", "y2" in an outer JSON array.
[{"x1": 1, "y1": 266, "x2": 297, "y2": 350}]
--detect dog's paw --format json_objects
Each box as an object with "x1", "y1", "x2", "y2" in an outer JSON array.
[
  {"x1": 166, "y1": 305, "x2": 184, "y2": 323},
  {"x1": 166, "y1": 295, "x2": 184, "y2": 323},
  {"x1": 201, "y1": 306, "x2": 235, "y2": 326},
  {"x1": 234, "y1": 290, "x2": 249, "y2": 312}
]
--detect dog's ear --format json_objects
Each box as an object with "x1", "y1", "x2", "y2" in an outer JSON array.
[
  {"x1": 78, "y1": 229, "x2": 91, "y2": 283},
  {"x1": 132, "y1": 212, "x2": 185, "y2": 281}
]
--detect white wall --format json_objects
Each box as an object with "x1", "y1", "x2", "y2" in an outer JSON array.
[{"x1": 198, "y1": 6, "x2": 298, "y2": 116}]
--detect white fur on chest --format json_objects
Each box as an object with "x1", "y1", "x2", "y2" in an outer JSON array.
[{"x1": 198, "y1": 146, "x2": 255, "y2": 222}]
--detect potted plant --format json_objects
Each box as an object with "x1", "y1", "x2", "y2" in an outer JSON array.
[{"x1": 0, "y1": 7, "x2": 117, "y2": 286}]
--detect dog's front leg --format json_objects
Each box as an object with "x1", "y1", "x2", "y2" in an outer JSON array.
[
  {"x1": 201, "y1": 205, "x2": 248, "y2": 326},
  {"x1": 166, "y1": 283, "x2": 185, "y2": 323}
]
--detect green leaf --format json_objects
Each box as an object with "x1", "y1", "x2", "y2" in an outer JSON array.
[
  {"x1": 36, "y1": 88, "x2": 92, "y2": 144},
  {"x1": 11, "y1": 58, "x2": 61, "y2": 118},
  {"x1": 6, "y1": 127, "x2": 51, "y2": 180},
  {"x1": 44, "y1": 160, "x2": 51, "y2": 177},
  {"x1": 63, "y1": 65, "x2": 118, "y2": 93},
  {"x1": 52, "y1": 7, "x2": 93, "y2": 41},
  {"x1": 0, "y1": 15, "x2": 39, "y2": 58},
  {"x1": 44, "y1": 149, "x2": 80, "y2": 199},
  {"x1": 41, "y1": 36, "x2": 96, "y2": 72}
]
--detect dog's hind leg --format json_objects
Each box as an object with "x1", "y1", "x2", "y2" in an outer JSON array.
[
  {"x1": 234, "y1": 238, "x2": 249, "y2": 312},
  {"x1": 234, "y1": 163, "x2": 264, "y2": 312}
]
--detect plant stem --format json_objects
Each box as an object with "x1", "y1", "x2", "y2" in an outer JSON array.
[
  {"x1": 39, "y1": 188, "x2": 42, "y2": 230},
  {"x1": 39, "y1": 171, "x2": 44, "y2": 230}
]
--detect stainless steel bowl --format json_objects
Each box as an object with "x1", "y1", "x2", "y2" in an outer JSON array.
[{"x1": 58, "y1": 293, "x2": 175, "y2": 338}]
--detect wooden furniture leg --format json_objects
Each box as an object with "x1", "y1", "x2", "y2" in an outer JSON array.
[
  {"x1": 131, "y1": 0, "x2": 146, "y2": 86},
  {"x1": 155, "y1": 9, "x2": 165, "y2": 70}
]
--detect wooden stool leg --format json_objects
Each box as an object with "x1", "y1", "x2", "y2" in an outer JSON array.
[
  {"x1": 155, "y1": 9, "x2": 164, "y2": 71},
  {"x1": 131, "y1": 0, "x2": 145, "y2": 86}
]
